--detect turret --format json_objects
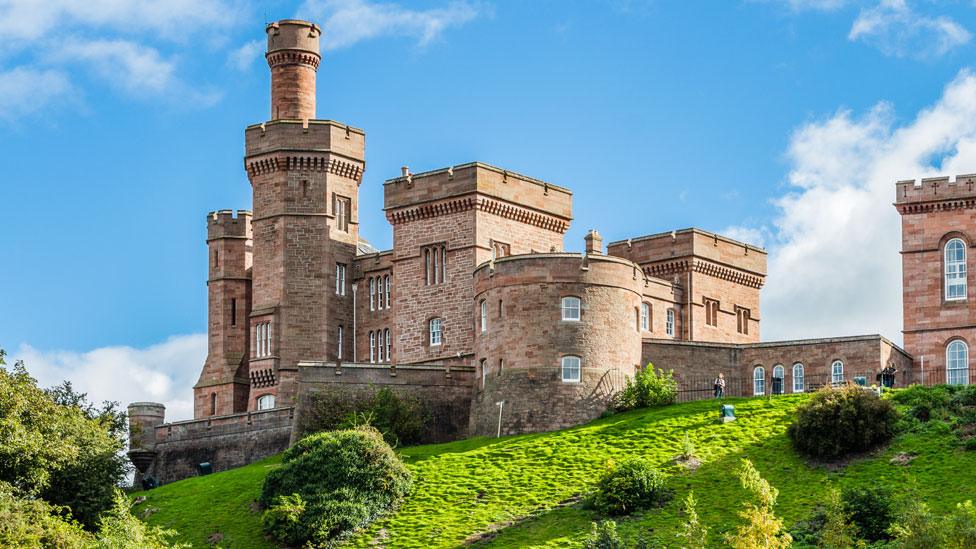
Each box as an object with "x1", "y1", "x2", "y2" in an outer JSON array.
[
  {"x1": 266, "y1": 19, "x2": 321, "y2": 120},
  {"x1": 127, "y1": 402, "x2": 165, "y2": 487}
]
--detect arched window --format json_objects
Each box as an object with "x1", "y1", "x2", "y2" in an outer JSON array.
[
  {"x1": 385, "y1": 329, "x2": 391, "y2": 362},
  {"x1": 369, "y1": 277, "x2": 376, "y2": 311},
  {"x1": 561, "y1": 296, "x2": 581, "y2": 321},
  {"x1": 792, "y1": 363, "x2": 805, "y2": 393},
  {"x1": 369, "y1": 331, "x2": 375, "y2": 363},
  {"x1": 947, "y1": 340, "x2": 969, "y2": 385},
  {"x1": 257, "y1": 394, "x2": 275, "y2": 411},
  {"x1": 753, "y1": 366, "x2": 765, "y2": 396},
  {"x1": 429, "y1": 318, "x2": 443, "y2": 346},
  {"x1": 946, "y1": 238, "x2": 967, "y2": 300},
  {"x1": 385, "y1": 275, "x2": 391, "y2": 308},
  {"x1": 561, "y1": 355, "x2": 581, "y2": 383},
  {"x1": 480, "y1": 299, "x2": 488, "y2": 333},
  {"x1": 831, "y1": 360, "x2": 844, "y2": 385},
  {"x1": 772, "y1": 364, "x2": 785, "y2": 395},
  {"x1": 640, "y1": 303, "x2": 650, "y2": 331}
]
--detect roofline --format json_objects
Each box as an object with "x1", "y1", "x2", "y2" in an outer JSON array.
[
  {"x1": 606, "y1": 227, "x2": 767, "y2": 255},
  {"x1": 644, "y1": 333, "x2": 910, "y2": 357},
  {"x1": 472, "y1": 251, "x2": 640, "y2": 276},
  {"x1": 244, "y1": 119, "x2": 366, "y2": 136},
  {"x1": 382, "y1": 161, "x2": 573, "y2": 196}
]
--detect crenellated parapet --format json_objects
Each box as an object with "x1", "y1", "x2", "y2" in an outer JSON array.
[
  {"x1": 207, "y1": 210, "x2": 252, "y2": 240},
  {"x1": 895, "y1": 174, "x2": 976, "y2": 214}
]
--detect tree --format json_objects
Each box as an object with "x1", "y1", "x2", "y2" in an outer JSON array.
[
  {"x1": 819, "y1": 488, "x2": 858, "y2": 549},
  {"x1": 676, "y1": 491, "x2": 708, "y2": 549},
  {"x1": 726, "y1": 459, "x2": 792, "y2": 549}
]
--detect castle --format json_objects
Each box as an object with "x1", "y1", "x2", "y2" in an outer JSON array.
[{"x1": 128, "y1": 19, "x2": 965, "y2": 484}]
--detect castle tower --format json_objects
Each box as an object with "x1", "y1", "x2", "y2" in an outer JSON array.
[
  {"x1": 193, "y1": 210, "x2": 252, "y2": 417},
  {"x1": 127, "y1": 402, "x2": 165, "y2": 486},
  {"x1": 244, "y1": 20, "x2": 365, "y2": 407}
]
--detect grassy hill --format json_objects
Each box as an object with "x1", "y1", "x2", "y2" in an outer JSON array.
[{"x1": 132, "y1": 393, "x2": 976, "y2": 547}]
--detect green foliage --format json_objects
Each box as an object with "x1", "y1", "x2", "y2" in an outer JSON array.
[
  {"x1": 93, "y1": 491, "x2": 187, "y2": 549},
  {"x1": 889, "y1": 500, "x2": 944, "y2": 548},
  {"x1": 675, "y1": 491, "x2": 707, "y2": 549},
  {"x1": 582, "y1": 520, "x2": 625, "y2": 549},
  {"x1": 945, "y1": 500, "x2": 976, "y2": 548},
  {"x1": 726, "y1": 459, "x2": 792, "y2": 549},
  {"x1": 842, "y1": 485, "x2": 896, "y2": 542},
  {"x1": 679, "y1": 433, "x2": 696, "y2": 461},
  {"x1": 788, "y1": 385, "x2": 898, "y2": 459},
  {"x1": 615, "y1": 364, "x2": 677, "y2": 412},
  {"x1": 591, "y1": 458, "x2": 670, "y2": 516},
  {"x1": 259, "y1": 427, "x2": 412, "y2": 546},
  {"x1": 819, "y1": 488, "x2": 858, "y2": 549},
  {"x1": 891, "y1": 384, "x2": 956, "y2": 422},
  {"x1": 300, "y1": 387, "x2": 429, "y2": 447}
]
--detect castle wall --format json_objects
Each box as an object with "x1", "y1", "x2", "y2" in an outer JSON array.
[
  {"x1": 469, "y1": 253, "x2": 643, "y2": 436},
  {"x1": 354, "y1": 252, "x2": 395, "y2": 364}
]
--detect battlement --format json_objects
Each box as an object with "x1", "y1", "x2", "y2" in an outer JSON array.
[
  {"x1": 607, "y1": 227, "x2": 767, "y2": 277},
  {"x1": 895, "y1": 174, "x2": 976, "y2": 212},
  {"x1": 207, "y1": 209, "x2": 252, "y2": 240},
  {"x1": 265, "y1": 19, "x2": 321, "y2": 121},
  {"x1": 384, "y1": 162, "x2": 573, "y2": 225}
]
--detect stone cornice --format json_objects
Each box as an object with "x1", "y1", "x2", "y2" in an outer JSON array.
[
  {"x1": 245, "y1": 153, "x2": 363, "y2": 182},
  {"x1": 642, "y1": 258, "x2": 765, "y2": 289},
  {"x1": 896, "y1": 197, "x2": 976, "y2": 215},
  {"x1": 266, "y1": 50, "x2": 320, "y2": 69},
  {"x1": 385, "y1": 196, "x2": 570, "y2": 233}
]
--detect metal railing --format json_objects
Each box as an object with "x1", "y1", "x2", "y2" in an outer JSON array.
[{"x1": 672, "y1": 371, "x2": 899, "y2": 402}]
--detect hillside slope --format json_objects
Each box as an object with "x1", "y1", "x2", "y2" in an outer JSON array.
[{"x1": 133, "y1": 394, "x2": 976, "y2": 547}]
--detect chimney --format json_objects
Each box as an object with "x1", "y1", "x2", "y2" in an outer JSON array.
[
  {"x1": 584, "y1": 229, "x2": 603, "y2": 255},
  {"x1": 266, "y1": 19, "x2": 321, "y2": 120}
]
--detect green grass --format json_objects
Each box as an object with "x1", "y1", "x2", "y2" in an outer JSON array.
[{"x1": 133, "y1": 394, "x2": 976, "y2": 547}]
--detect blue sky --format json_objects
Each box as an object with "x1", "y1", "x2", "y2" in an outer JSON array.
[{"x1": 4, "y1": 0, "x2": 976, "y2": 417}]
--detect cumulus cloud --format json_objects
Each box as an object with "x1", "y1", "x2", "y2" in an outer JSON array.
[
  {"x1": 849, "y1": 0, "x2": 970, "y2": 58},
  {"x1": 0, "y1": 66, "x2": 73, "y2": 120},
  {"x1": 227, "y1": 39, "x2": 264, "y2": 71},
  {"x1": 298, "y1": 0, "x2": 484, "y2": 51},
  {"x1": 730, "y1": 69, "x2": 976, "y2": 344},
  {"x1": 10, "y1": 334, "x2": 207, "y2": 422}
]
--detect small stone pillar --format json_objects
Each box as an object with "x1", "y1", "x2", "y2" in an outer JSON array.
[
  {"x1": 584, "y1": 229, "x2": 603, "y2": 255},
  {"x1": 127, "y1": 402, "x2": 166, "y2": 488}
]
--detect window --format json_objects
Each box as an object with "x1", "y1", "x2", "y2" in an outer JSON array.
[
  {"x1": 374, "y1": 276, "x2": 381, "y2": 310},
  {"x1": 384, "y1": 275, "x2": 391, "y2": 309},
  {"x1": 369, "y1": 278, "x2": 375, "y2": 311},
  {"x1": 947, "y1": 340, "x2": 969, "y2": 385},
  {"x1": 385, "y1": 329, "x2": 391, "y2": 362},
  {"x1": 480, "y1": 299, "x2": 488, "y2": 333},
  {"x1": 666, "y1": 308, "x2": 675, "y2": 337},
  {"x1": 498, "y1": 300, "x2": 503, "y2": 318},
  {"x1": 561, "y1": 356, "x2": 581, "y2": 383},
  {"x1": 257, "y1": 394, "x2": 276, "y2": 411},
  {"x1": 335, "y1": 263, "x2": 346, "y2": 296},
  {"x1": 369, "y1": 331, "x2": 375, "y2": 363},
  {"x1": 498, "y1": 358, "x2": 503, "y2": 376},
  {"x1": 753, "y1": 366, "x2": 765, "y2": 396},
  {"x1": 562, "y1": 296, "x2": 581, "y2": 321},
  {"x1": 772, "y1": 364, "x2": 785, "y2": 395},
  {"x1": 429, "y1": 319, "x2": 443, "y2": 346},
  {"x1": 333, "y1": 194, "x2": 350, "y2": 233},
  {"x1": 423, "y1": 245, "x2": 447, "y2": 285},
  {"x1": 255, "y1": 321, "x2": 272, "y2": 358},
  {"x1": 231, "y1": 298, "x2": 237, "y2": 326},
  {"x1": 377, "y1": 329, "x2": 384, "y2": 362},
  {"x1": 736, "y1": 307, "x2": 750, "y2": 335},
  {"x1": 213, "y1": 249, "x2": 219, "y2": 269},
  {"x1": 640, "y1": 303, "x2": 650, "y2": 331},
  {"x1": 491, "y1": 240, "x2": 511, "y2": 260},
  {"x1": 480, "y1": 358, "x2": 488, "y2": 388},
  {"x1": 831, "y1": 360, "x2": 844, "y2": 385},
  {"x1": 704, "y1": 298, "x2": 719, "y2": 327},
  {"x1": 337, "y1": 326, "x2": 344, "y2": 360},
  {"x1": 210, "y1": 392, "x2": 216, "y2": 416},
  {"x1": 792, "y1": 363, "x2": 805, "y2": 393},
  {"x1": 946, "y1": 238, "x2": 967, "y2": 300}
]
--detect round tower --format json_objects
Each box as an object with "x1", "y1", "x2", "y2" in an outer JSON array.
[
  {"x1": 266, "y1": 19, "x2": 321, "y2": 120},
  {"x1": 127, "y1": 402, "x2": 165, "y2": 486}
]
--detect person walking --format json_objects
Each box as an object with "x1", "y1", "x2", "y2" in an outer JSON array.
[{"x1": 713, "y1": 373, "x2": 726, "y2": 398}]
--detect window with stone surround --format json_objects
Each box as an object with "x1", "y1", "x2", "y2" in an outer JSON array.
[
  {"x1": 561, "y1": 296, "x2": 581, "y2": 321},
  {"x1": 257, "y1": 394, "x2": 275, "y2": 411},
  {"x1": 561, "y1": 355, "x2": 581, "y2": 383},
  {"x1": 490, "y1": 240, "x2": 511, "y2": 260},
  {"x1": 423, "y1": 244, "x2": 447, "y2": 285},
  {"x1": 384, "y1": 275, "x2": 391, "y2": 308},
  {"x1": 335, "y1": 263, "x2": 347, "y2": 296},
  {"x1": 210, "y1": 392, "x2": 216, "y2": 416},
  {"x1": 377, "y1": 329, "x2": 384, "y2": 362},
  {"x1": 480, "y1": 299, "x2": 488, "y2": 333},
  {"x1": 792, "y1": 363, "x2": 805, "y2": 393},
  {"x1": 772, "y1": 364, "x2": 784, "y2": 395},
  {"x1": 735, "y1": 306, "x2": 750, "y2": 335},
  {"x1": 947, "y1": 340, "x2": 969, "y2": 385},
  {"x1": 831, "y1": 360, "x2": 844, "y2": 385},
  {"x1": 753, "y1": 366, "x2": 765, "y2": 396},
  {"x1": 946, "y1": 238, "x2": 967, "y2": 301},
  {"x1": 333, "y1": 194, "x2": 350, "y2": 233},
  {"x1": 704, "y1": 298, "x2": 719, "y2": 327},
  {"x1": 429, "y1": 318, "x2": 443, "y2": 346},
  {"x1": 369, "y1": 331, "x2": 375, "y2": 363},
  {"x1": 385, "y1": 328, "x2": 391, "y2": 362},
  {"x1": 337, "y1": 325, "x2": 344, "y2": 360},
  {"x1": 369, "y1": 277, "x2": 376, "y2": 311},
  {"x1": 255, "y1": 321, "x2": 272, "y2": 358},
  {"x1": 231, "y1": 298, "x2": 237, "y2": 326},
  {"x1": 666, "y1": 308, "x2": 675, "y2": 337},
  {"x1": 480, "y1": 358, "x2": 487, "y2": 388},
  {"x1": 640, "y1": 303, "x2": 651, "y2": 331}
]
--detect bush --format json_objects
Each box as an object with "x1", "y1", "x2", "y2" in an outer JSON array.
[
  {"x1": 615, "y1": 364, "x2": 677, "y2": 412},
  {"x1": 788, "y1": 385, "x2": 898, "y2": 459},
  {"x1": 260, "y1": 427, "x2": 412, "y2": 546},
  {"x1": 299, "y1": 388, "x2": 429, "y2": 447},
  {"x1": 819, "y1": 488, "x2": 857, "y2": 549},
  {"x1": 591, "y1": 458, "x2": 670, "y2": 516},
  {"x1": 582, "y1": 520, "x2": 624, "y2": 549},
  {"x1": 842, "y1": 485, "x2": 895, "y2": 542},
  {"x1": 676, "y1": 491, "x2": 708, "y2": 549},
  {"x1": 726, "y1": 459, "x2": 792, "y2": 549}
]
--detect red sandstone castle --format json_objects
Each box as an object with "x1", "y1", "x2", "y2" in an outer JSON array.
[{"x1": 126, "y1": 19, "x2": 962, "y2": 484}]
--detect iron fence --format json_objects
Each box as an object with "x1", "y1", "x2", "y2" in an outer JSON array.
[{"x1": 672, "y1": 371, "x2": 897, "y2": 403}]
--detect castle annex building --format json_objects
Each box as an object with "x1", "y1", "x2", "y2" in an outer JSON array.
[{"x1": 129, "y1": 19, "x2": 945, "y2": 484}]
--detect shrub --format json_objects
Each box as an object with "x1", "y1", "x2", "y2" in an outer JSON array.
[
  {"x1": 788, "y1": 385, "x2": 898, "y2": 459},
  {"x1": 889, "y1": 500, "x2": 944, "y2": 548},
  {"x1": 615, "y1": 364, "x2": 677, "y2": 412},
  {"x1": 726, "y1": 459, "x2": 792, "y2": 549},
  {"x1": 891, "y1": 384, "x2": 955, "y2": 422},
  {"x1": 299, "y1": 388, "x2": 429, "y2": 447},
  {"x1": 945, "y1": 500, "x2": 976, "y2": 547},
  {"x1": 582, "y1": 520, "x2": 625, "y2": 549},
  {"x1": 842, "y1": 485, "x2": 895, "y2": 542},
  {"x1": 820, "y1": 488, "x2": 857, "y2": 549},
  {"x1": 591, "y1": 458, "x2": 670, "y2": 516},
  {"x1": 260, "y1": 427, "x2": 412, "y2": 547},
  {"x1": 676, "y1": 491, "x2": 708, "y2": 549}
]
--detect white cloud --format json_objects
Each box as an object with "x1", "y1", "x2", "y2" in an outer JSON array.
[
  {"x1": 731, "y1": 69, "x2": 976, "y2": 344},
  {"x1": 0, "y1": 66, "x2": 72, "y2": 120},
  {"x1": 849, "y1": 0, "x2": 971, "y2": 58},
  {"x1": 11, "y1": 334, "x2": 207, "y2": 422},
  {"x1": 298, "y1": 0, "x2": 484, "y2": 51},
  {"x1": 227, "y1": 39, "x2": 264, "y2": 71},
  {"x1": 720, "y1": 225, "x2": 768, "y2": 249}
]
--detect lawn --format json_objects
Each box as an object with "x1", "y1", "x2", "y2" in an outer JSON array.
[{"x1": 132, "y1": 393, "x2": 976, "y2": 547}]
